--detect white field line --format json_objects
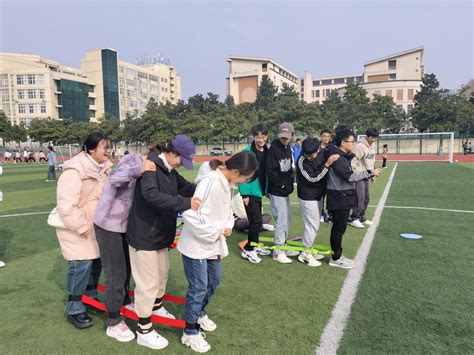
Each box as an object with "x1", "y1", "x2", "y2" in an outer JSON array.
[
  {"x1": 369, "y1": 205, "x2": 474, "y2": 214},
  {"x1": 0, "y1": 211, "x2": 50, "y2": 218},
  {"x1": 315, "y1": 162, "x2": 399, "y2": 355}
]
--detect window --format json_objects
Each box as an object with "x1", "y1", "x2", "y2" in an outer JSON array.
[
  {"x1": 126, "y1": 68, "x2": 137, "y2": 78},
  {"x1": 385, "y1": 89, "x2": 392, "y2": 97},
  {"x1": 313, "y1": 80, "x2": 320, "y2": 86},
  {"x1": 262, "y1": 63, "x2": 267, "y2": 71},
  {"x1": 334, "y1": 78, "x2": 345, "y2": 85},
  {"x1": 0, "y1": 74, "x2": 9, "y2": 87},
  {"x1": 29, "y1": 104, "x2": 35, "y2": 113},
  {"x1": 315, "y1": 90, "x2": 320, "y2": 98},
  {"x1": 407, "y1": 104, "x2": 414, "y2": 115},
  {"x1": 20, "y1": 117, "x2": 33, "y2": 126},
  {"x1": 389, "y1": 74, "x2": 396, "y2": 80},
  {"x1": 388, "y1": 60, "x2": 397, "y2": 69},
  {"x1": 1, "y1": 89, "x2": 9, "y2": 101},
  {"x1": 18, "y1": 90, "x2": 25, "y2": 99},
  {"x1": 149, "y1": 75, "x2": 158, "y2": 83},
  {"x1": 126, "y1": 79, "x2": 137, "y2": 89},
  {"x1": 356, "y1": 76, "x2": 364, "y2": 83},
  {"x1": 397, "y1": 89, "x2": 403, "y2": 101},
  {"x1": 408, "y1": 89, "x2": 414, "y2": 100},
  {"x1": 325, "y1": 89, "x2": 331, "y2": 96},
  {"x1": 138, "y1": 72, "x2": 148, "y2": 80},
  {"x1": 19, "y1": 104, "x2": 27, "y2": 113},
  {"x1": 322, "y1": 79, "x2": 332, "y2": 85},
  {"x1": 28, "y1": 89, "x2": 35, "y2": 99},
  {"x1": 39, "y1": 89, "x2": 45, "y2": 99},
  {"x1": 17, "y1": 75, "x2": 25, "y2": 85},
  {"x1": 28, "y1": 74, "x2": 35, "y2": 85},
  {"x1": 40, "y1": 103, "x2": 46, "y2": 113}
]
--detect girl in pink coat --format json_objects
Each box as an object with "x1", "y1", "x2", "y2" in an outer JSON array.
[{"x1": 55, "y1": 132, "x2": 112, "y2": 329}]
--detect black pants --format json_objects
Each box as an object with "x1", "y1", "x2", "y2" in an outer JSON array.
[
  {"x1": 382, "y1": 158, "x2": 387, "y2": 168},
  {"x1": 95, "y1": 224, "x2": 132, "y2": 326},
  {"x1": 329, "y1": 209, "x2": 349, "y2": 260},
  {"x1": 243, "y1": 196, "x2": 263, "y2": 251}
]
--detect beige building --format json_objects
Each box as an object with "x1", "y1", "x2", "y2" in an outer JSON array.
[
  {"x1": 226, "y1": 56, "x2": 299, "y2": 104},
  {"x1": 0, "y1": 52, "x2": 94, "y2": 126},
  {"x1": 302, "y1": 47, "x2": 425, "y2": 113},
  {"x1": 1, "y1": 49, "x2": 182, "y2": 125}
]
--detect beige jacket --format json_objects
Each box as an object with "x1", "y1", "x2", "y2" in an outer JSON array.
[
  {"x1": 351, "y1": 137, "x2": 376, "y2": 172},
  {"x1": 56, "y1": 152, "x2": 112, "y2": 261}
]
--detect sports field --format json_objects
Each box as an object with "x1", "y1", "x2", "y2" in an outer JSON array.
[{"x1": 0, "y1": 161, "x2": 473, "y2": 354}]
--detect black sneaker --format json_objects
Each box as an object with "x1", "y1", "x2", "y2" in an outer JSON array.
[{"x1": 67, "y1": 312, "x2": 95, "y2": 329}]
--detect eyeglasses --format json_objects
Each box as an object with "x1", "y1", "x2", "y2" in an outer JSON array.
[{"x1": 98, "y1": 145, "x2": 112, "y2": 151}]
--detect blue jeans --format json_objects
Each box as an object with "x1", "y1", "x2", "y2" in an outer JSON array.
[
  {"x1": 269, "y1": 194, "x2": 292, "y2": 251},
  {"x1": 66, "y1": 258, "x2": 102, "y2": 315},
  {"x1": 47, "y1": 165, "x2": 56, "y2": 180},
  {"x1": 182, "y1": 255, "x2": 222, "y2": 335}
]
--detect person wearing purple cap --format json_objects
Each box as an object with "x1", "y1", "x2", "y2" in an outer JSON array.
[{"x1": 126, "y1": 135, "x2": 201, "y2": 350}]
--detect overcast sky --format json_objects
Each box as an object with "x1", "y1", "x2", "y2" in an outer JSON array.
[{"x1": 1, "y1": 0, "x2": 472, "y2": 100}]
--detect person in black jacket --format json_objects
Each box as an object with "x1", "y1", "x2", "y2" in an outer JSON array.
[
  {"x1": 267, "y1": 122, "x2": 298, "y2": 264},
  {"x1": 126, "y1": 135, "x2": 201, "y2": 350},
  {"x1": 326, "y1": 129, "x2": 382, "y2": 269},
  {"x1": 296, "y1": 138, "x2": 339, "y2": 267}
]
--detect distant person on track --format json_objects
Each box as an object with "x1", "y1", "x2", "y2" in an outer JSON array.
[
  {"x1": 382, "y1": 144, "x2": 388, "y2": 168},
  {"x1": 46, "y1": 146, "x2": 57, "y2": 182}
]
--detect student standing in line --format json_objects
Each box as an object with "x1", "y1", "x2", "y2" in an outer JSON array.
[
  {"x1": 267, "y1": 122, "x2": 299, "y2": 264},
  {"x1": 382, "y1": 144, "x2": 388, "y2": 168},
  {"x1": 178, "y1": 151, "x2": 258, "y2": 353},
  {"x1": 350, "y1": 128, "x2": 379, "y2": 228},
  {"x1": 46, "y1": 146, "x2": 57, "y2": 181},
  {"x1": 326, "y1": 129, "x2": 382, "y2": 269},
  {"x1": 318, "y1": 129, "x2": 333, "y2": 222},
  {"x1": 126, "y1": 135, "x2": 200, "y2": 351},
  {"x1": 55, "y1": 132, "x2": 113, "y2": 329},
  {"x1": 239, "y1": 124, "x2": 272, "y2": 264},
  {"x1": 296, "y1": 138, "x2": 339, "y2": 267},
  {"x1": 39, "y1": 150, "x2": 47, "y2": 163},
  {"x1": 93, "y1": 147, "x2": 158, "y2": 342}
]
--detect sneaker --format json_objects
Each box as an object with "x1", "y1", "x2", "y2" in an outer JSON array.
[
  {"x1": 329, "y1": 255, "x2": 355, "y2": 269},
  {"x1": 313, "y1": 253, "x2": 325, "y2": 260},
  {"x1": 241, "y1": 249, "x2": 262, "y2": 264},
  {"x1": 152, "y1": 306, "x2": 176, "y2": 319},
  {"x1": 320, "y1": 216, "x2": 325, "y2": 223},
  {"x1": 123, "y1": 302, "x2": 135, "y2": 312},
  {"x1": 137, "y1": 329, "x2": 169, "y2": 350},
  {"x1": 254, "y1": 247, "x2": 271, "y2": 256},
  {"x1": 181, "y1": 332, "x2": 211, "y2": 353},
  {"x1": 272, "y1": 252, "x2": 292, "y2": 264},
  {"x1": 106, "y1": 320, "x2": 135, "y2": 342},
  {"x1": 262, "y1": 223, "x2": 275, "y2": 231},
  {"x1": 0, "y1": 260, "x2": 5, "y2": 268},
  {"x1": 298, "y1": 252, "x2": 322, "y2": 267},
  {"x1": 349, "y1": 219, "x2": 365, "y2": 228},
  {"x1": 197, "y1": 314, "x2": 217, "y2": 332},
  {"x1": 363, "y1": 219, "x2": 373, "y2": 226},
  {"x1": 285, "y1": 248, "x2": 300, "y2": 257}
]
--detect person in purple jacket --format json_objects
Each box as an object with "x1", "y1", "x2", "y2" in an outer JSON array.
[{"x1": 93, "y1": 148, "x2": 158, "y2": 342}]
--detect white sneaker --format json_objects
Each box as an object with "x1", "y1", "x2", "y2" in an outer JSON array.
[
  {"x1": 106, "y1": 320, "x2": 135, "y2": 342},
  {"x1": 329, "y1": 255, "x2": 355, "y2": 269},
  {"x1": 0, "y1": 260, "x2": 5, "y2": 268},
  {"x1": 197, "y1": 314, "x2": 217, "y2": 332},
  {"x1": 181, "y1": 332, "x2": 211, "y2": 353},
  {"x1": 363, "y1": 219, "x2": 373, "y2": 226},
  {"x1": 313, "y1": 253, "x2": 325, "y2": 260},
  {"x1": 320, "y1": 216, "x2": 325, "y2": 223},
  {"x1": 152, "y1": 306, "x2": 176, "y2": 319},
  {"x1": 285, "y1": 248, "x2": 300, "y2": 257},
  {"x1": 137, "y1": 329, "x2": 169, "y2": 350},
  {"x1": 262, "y1": 223, "x2": 275, "y2": 231},
  {"x1": 272, "y1": 252, "x2": 292, "y2": 264},
  {"x1": 298, "y1": 252, "x2": 322, "y2": 267},
  {"x1": 349, "y1": 219, "x2": 365, "y2": 228},
  {"x1": 241, "y1": 249, "x2": 262, "y2": 264},
  {"x1": 254, "y1": 247, "x2": 271, "y2": 256}
]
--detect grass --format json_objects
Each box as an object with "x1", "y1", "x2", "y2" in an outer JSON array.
[
  {"x1": 339, "y1": 162, "x2": 474, "y2": 354},
  {"x1": 0, "y1": 161, "x2": 472, "y2": 354}
]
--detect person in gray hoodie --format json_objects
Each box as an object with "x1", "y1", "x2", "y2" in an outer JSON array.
[
  {"x1": 326, "y1": 128, "x2": 382, "y2": 269},
  {"x1": 349, "y1": 128, "x2": 379, "y2": 228}
]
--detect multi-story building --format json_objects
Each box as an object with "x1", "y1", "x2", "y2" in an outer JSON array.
[
  {"x1": 0, "y1": 52, "x2": 95, "y2": 126},
  {"x1": 226, "y1": 56, "x2": 299, "y2": 104},
  {"x1": 302, "y1": 47, "x2": 425, "y2": 113},
  {"x1": 0, "y1": 49, "x2": 182, "y2": 125}
]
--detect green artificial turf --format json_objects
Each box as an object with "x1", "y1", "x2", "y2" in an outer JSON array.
[{"x1": 339, "y1": 162, "x2": 474, "y2": 354}]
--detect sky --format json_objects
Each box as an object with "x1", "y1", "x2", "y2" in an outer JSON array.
[{"x1": 1, "y1": 0, "x2": 472, "y2": 100}]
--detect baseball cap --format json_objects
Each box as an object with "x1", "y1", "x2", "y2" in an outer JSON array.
[
  {"x1": 171, "y1": 135, "x2": 195, "y2": 170},
  {"x1": 278, "y1": 122, "x2": 295, "y2": 139}
]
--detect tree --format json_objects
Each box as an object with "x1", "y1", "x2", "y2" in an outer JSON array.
[
  {"x1": 255, "y1": 76, "x2": 278, "y2": 110},
  {"x1": 371, "y1": 95, "x2": 406, "y2": 133}
]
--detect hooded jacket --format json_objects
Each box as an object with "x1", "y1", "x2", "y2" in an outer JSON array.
[
  {"x1": 296, "y1": 151, "x2": 329, "y2": 201},
  {"x1": 126, "y1": 154, "x2": 196, "y2": 251},
  {"x1": 238, "y1": 141, "x2": 268, "y2": 198},
  {"x1": 266, "y1": 138, "x2": 294, "y2": 197},
  {"x1": 351, "y1": 137, "x2": 376, "y2": 172},
  {"x1": 326, "y1": 145, "x2": 375, "y2": 210},
  {"x1": 56, "y1": 152, "x2": 112, "y2": 260}
]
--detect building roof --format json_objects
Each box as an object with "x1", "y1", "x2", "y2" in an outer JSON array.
[
  {"x1": 363, "y1": 46, "x2": 424, "y2": 66},
  {"x1": 227, "y1": 55, "x2": 299, "y2": 79}
]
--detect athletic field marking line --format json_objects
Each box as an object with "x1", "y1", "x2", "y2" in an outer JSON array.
[
  {"x1": 315, "y1": 162, "x2": 398, "y2": 355},
  {"x1": 368, "y1": 204, "x2": 474, "y2": 214},
  {"x1": 0, "y1": 211, "x2": 50, "y2": 218}
]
